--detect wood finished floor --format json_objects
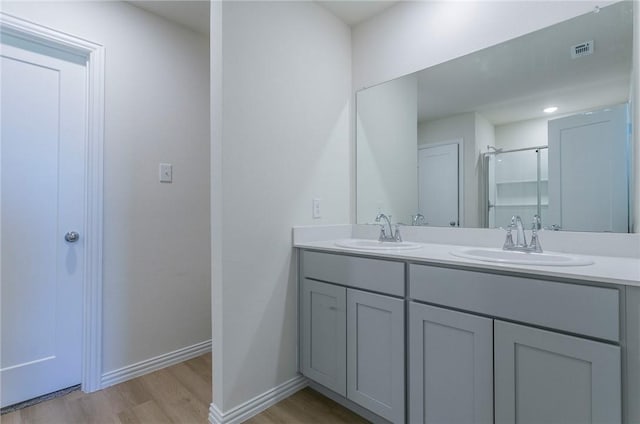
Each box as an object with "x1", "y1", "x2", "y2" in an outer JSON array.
[
  {"x1": 1, "y1": 353, "x2": 368, "y2": 423},
  {"x1": 245, "y1": 388, "x2": 369, "y2": 424}
]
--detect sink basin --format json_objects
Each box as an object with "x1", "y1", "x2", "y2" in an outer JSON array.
[
  {"x1": 335, "y1": 239, "x2": 423, "y2": 251},
  {"x1": 450, "y1": 248, "x2": 594, "y2": 266}
]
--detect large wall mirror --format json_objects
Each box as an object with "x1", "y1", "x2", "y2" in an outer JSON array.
[{"x1": 356, "y1": 1, "x2": 634, "y2": 232}]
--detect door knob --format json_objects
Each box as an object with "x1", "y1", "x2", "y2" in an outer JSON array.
[{"x1": 64, "y1": 231, "x2": 80, "y2": 243}]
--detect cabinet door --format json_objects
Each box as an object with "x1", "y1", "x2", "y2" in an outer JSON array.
[
  {"x1": 347, "y1": 289, "x2": 404, "y2": 423},
  {"x1": 300, "y1": 278, "x2": 346, "y2": 396},
  {"x1": 626, "y1": 286, "x2": 640, "y2": 424},
  {"x1": 409, "y1": 302, "x2": 493, "y2": 424},
  {"x1": 495, "y1": 320, "x2": 621, "y2": 424}
]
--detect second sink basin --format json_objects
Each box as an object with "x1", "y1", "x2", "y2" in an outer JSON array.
[
  {"x1": 450, "y1": 248, "x2": 594, "y2": 266},
  {"x1": 335, "y1": 239, "x2": 423, "y2": 251}
]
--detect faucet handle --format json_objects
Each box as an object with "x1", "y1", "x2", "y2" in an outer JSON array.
[
  {"x1": 378, "y1": 225, "x2": 387, "y2": 242},
  {"x1": 503, "y1": 222, "x2": 514, "y2": 250},
  {"x1": 394, "y1": 224, "x2": 402, "y2": 242},
  {"x1": 503, "y1": 233, "x2": 514, "y2": 250},
  {"x1": 529, "y1": 230, "x2": 543, "y2": 253},
  {"x1": 532, "y1": 214, "x2": 541, "y2": 231}
]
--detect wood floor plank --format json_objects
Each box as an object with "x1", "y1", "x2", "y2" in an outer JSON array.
[
  {"x1": 112, "y1": 378, "x2": 152, "y2": 410},
  {"x1": 101, "y1": 386, "x2": 131, "y2": 415},
  {"x1": 167, "y1": 362, "x2": 211, "y2": 405},
  {"x1": 115, "y1": 409, "x2": 138, "y2": 424},
  {"x1": 0, "y1": 410, "x2": 22, "y2": 424},
  {"x1": 184, "y1": 355, "x2": 211, "y2": 383},
  {"x1": 138, "y1": 368, "x2": 208, "y2": 423},
  {"x1": 18, "y1": 396, "x2": 73, "y2": 424},
  {"x1": 63, "y1": 393, "x2": 91, "y2": 424},
  {"x1": 72, "y1": 390, "x2": 122, "y2": 423},
  {"x1": 245, "y1": 388, "x2": 370, "y2": 424},
  {"x1": 130, "y1": 400, "x2": 173, "y2": 424}
]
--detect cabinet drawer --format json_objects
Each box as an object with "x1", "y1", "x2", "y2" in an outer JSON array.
[
  {"x1": 409, "y1": 264, "x2": 619, "y2": 342},
  {"x1": 302, "y1": 250, "x2": 404, "y2": 297}
]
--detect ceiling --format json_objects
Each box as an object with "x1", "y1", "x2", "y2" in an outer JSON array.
[
  {"x1": 124, "y1": 1, "x2": 632, "y2": 127},
  {"x1": 127, "y1": 0, "x2": 399, "y2": 35},
  {"x1": 316, "y1": 1, "x2": 399, "y2": 26},
  {"x1": 128, "y1": 1, "x2": 210, "y2": 35},
  {"x1": 415, "y1": 1, "x2": 633, "y2": 125}
]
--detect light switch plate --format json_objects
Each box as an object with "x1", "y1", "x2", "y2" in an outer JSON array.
[
  {"x1": 312, "y1": 198, "x2": 321, "y2": 219},
  {"x1": 159, "y1": 163, "x2": 172, "y2": 183}
]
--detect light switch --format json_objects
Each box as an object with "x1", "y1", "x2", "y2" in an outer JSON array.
[
  {"x1": 312, "y1": 198, "x2": 321, "y2": 219},
  {"x1": 159, "y1": 163, "x2": 172, "y2": 183}
]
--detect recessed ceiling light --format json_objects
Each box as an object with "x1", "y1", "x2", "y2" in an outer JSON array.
[{"x1": 543, "y1": 106, "x2": 558, "y2": 113}]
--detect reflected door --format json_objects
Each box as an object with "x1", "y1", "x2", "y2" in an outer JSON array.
[
  {"x1": 1, "y1": 38, "x2": 86, "y2": 407},
  {"x1": 548, "y1": 104, "x2": 629, "y2": 232},
  {"x1": 418, "y1": 143, "x2": 459, "y2": 227}
]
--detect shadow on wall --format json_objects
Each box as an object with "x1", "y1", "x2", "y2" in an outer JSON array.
[{"x1": 224, "y1": 248, "x2": 300, "y2": 406}]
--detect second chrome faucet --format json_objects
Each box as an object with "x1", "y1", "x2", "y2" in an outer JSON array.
[
  {"x1": 503, "y1": 215, "x2": 543, "y2": 253},
  {"x1": 375, "y1": 213, "x2": 402, "y2": 242}
]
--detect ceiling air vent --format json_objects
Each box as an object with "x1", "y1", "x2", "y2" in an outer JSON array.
[{"x1": 571, "y1": 40, "x2": 594, "y2": 58}]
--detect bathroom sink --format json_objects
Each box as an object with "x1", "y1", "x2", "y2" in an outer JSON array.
[
  {"x1": 335, "y1": 239, "x2": 423, "y2": 251},
  {"x1": 450, "y1": 248, "x2": 594, "y2": 266}
]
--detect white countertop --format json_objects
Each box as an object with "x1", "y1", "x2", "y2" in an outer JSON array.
[{"x1": 294, "y1": 239, "x2": 640, "y2": 288}]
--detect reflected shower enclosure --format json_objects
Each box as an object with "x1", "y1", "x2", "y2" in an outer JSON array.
[{"x1": 485, "y1": 147, "x2": 548, "y2": 229}]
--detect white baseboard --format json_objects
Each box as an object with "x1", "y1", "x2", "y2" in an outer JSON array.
[
  {"x1": 101, "y1": 339, "x2": 212, "y2": 388},
  {"x1": 209, "y1": 375, "x2": 308, "y2": 424}
]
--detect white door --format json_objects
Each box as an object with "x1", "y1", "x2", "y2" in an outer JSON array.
[
  {"x1": 548, "y1": 104, "x2": 629, "y2": 232},
  {"x1": 418, "y1": 143, "x2": 459, "y2": 227},
  {"x1": 1, "y1": 36, "x2": 86, "y2": 407}
]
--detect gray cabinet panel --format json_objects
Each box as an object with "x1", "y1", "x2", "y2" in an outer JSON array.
[
  {"x1": 303, "y1": 250, "x2": 404, "y2": 296},
  {"x1": 495, "y1": 320, "x2": 621, "y2": 424},
  {"x1": 410, "y1": 264, "x2": 619, "y2": 341},
  {"x1": 301, "y1": 279, "x2": 346, "y2": 396},
  {"x1": 625, "y1": 286, "x2": 640, "y2": 424},
  {"x1": 347, "y1": 289, "x2": 405, "y2": 423},
  {"x1": 409, "y1": 302, "x2": 493, "y2": 424}
]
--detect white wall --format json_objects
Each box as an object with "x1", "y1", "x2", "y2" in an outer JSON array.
[
  {"x1": 211, "y1": 0, "x2": 351, "y2": 413},
  {"x1": 357, "y1": 75, "x2": 417, "y2": 224},
  {"x1": 633, "y1": 0, "x2": 640, "y2": 233},
  {"x1": 495, "y1": 117, "x2": 548, "y2": 150},
  {"x1": 1, "y1": 1, "x2": 211, "y2": 374},
  {"x1": 352, "y1": 1, "x2": 615, "y2": 90},
  {"x1": 418, "y1": 114, "x2": 475, "y2": 147}
]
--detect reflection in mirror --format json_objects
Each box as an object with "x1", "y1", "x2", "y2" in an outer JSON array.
[
  {"x1": 485, "y1": 146, "x2": 548, "y2": 229},
  {"x1": 356, "y1": 1, "x2": 634, "y2": 232}
]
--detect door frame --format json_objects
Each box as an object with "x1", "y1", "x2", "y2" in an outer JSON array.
[
  {"x1": 1, "y1": 13, "x2": 105, "y2": 393},
  {"x1": 417, "y1": 138, "x2": 464, "y2": 226}
]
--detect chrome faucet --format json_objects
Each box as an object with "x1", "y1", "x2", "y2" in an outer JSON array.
[
  {"x1": 503, "y1": 215, "x2": 543, "y2": 253},
  {"x1": 412, "y1": 213, "x2": 426, "y2": 226},
  {"x1": 375, "y1": 213, "x2": 402, "y2": 242}
]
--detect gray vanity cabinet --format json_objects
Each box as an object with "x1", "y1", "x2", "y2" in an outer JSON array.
[
  {"x1": 300, "y1": 278, "x2": 347, "y2": 396},
  {"x1": 408, "y1": 302, "x2": 493, "y2": 424},
  {"x1": 300, "y1": 252, "x2": 626, "y2": 424},
  {"x1": 409, "y1": 263, "x2": 622, "y2": 424},
  {"x1": 626, "y1": 287, "x2": 640, "y2": 424},
  {"x1": 347, "y1": 289, "x2": 404, "y2": 424},
  {"x1": 494, "y1": 320, "x2": 621, "y2": 424},
  {"x1": 299, "y1": 250, "x2": 406, "y2": 423}
]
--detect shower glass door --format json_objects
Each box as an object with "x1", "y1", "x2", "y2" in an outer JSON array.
[{"x1": 488, "y1": 148, "x2": 547, "y2": 228}]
